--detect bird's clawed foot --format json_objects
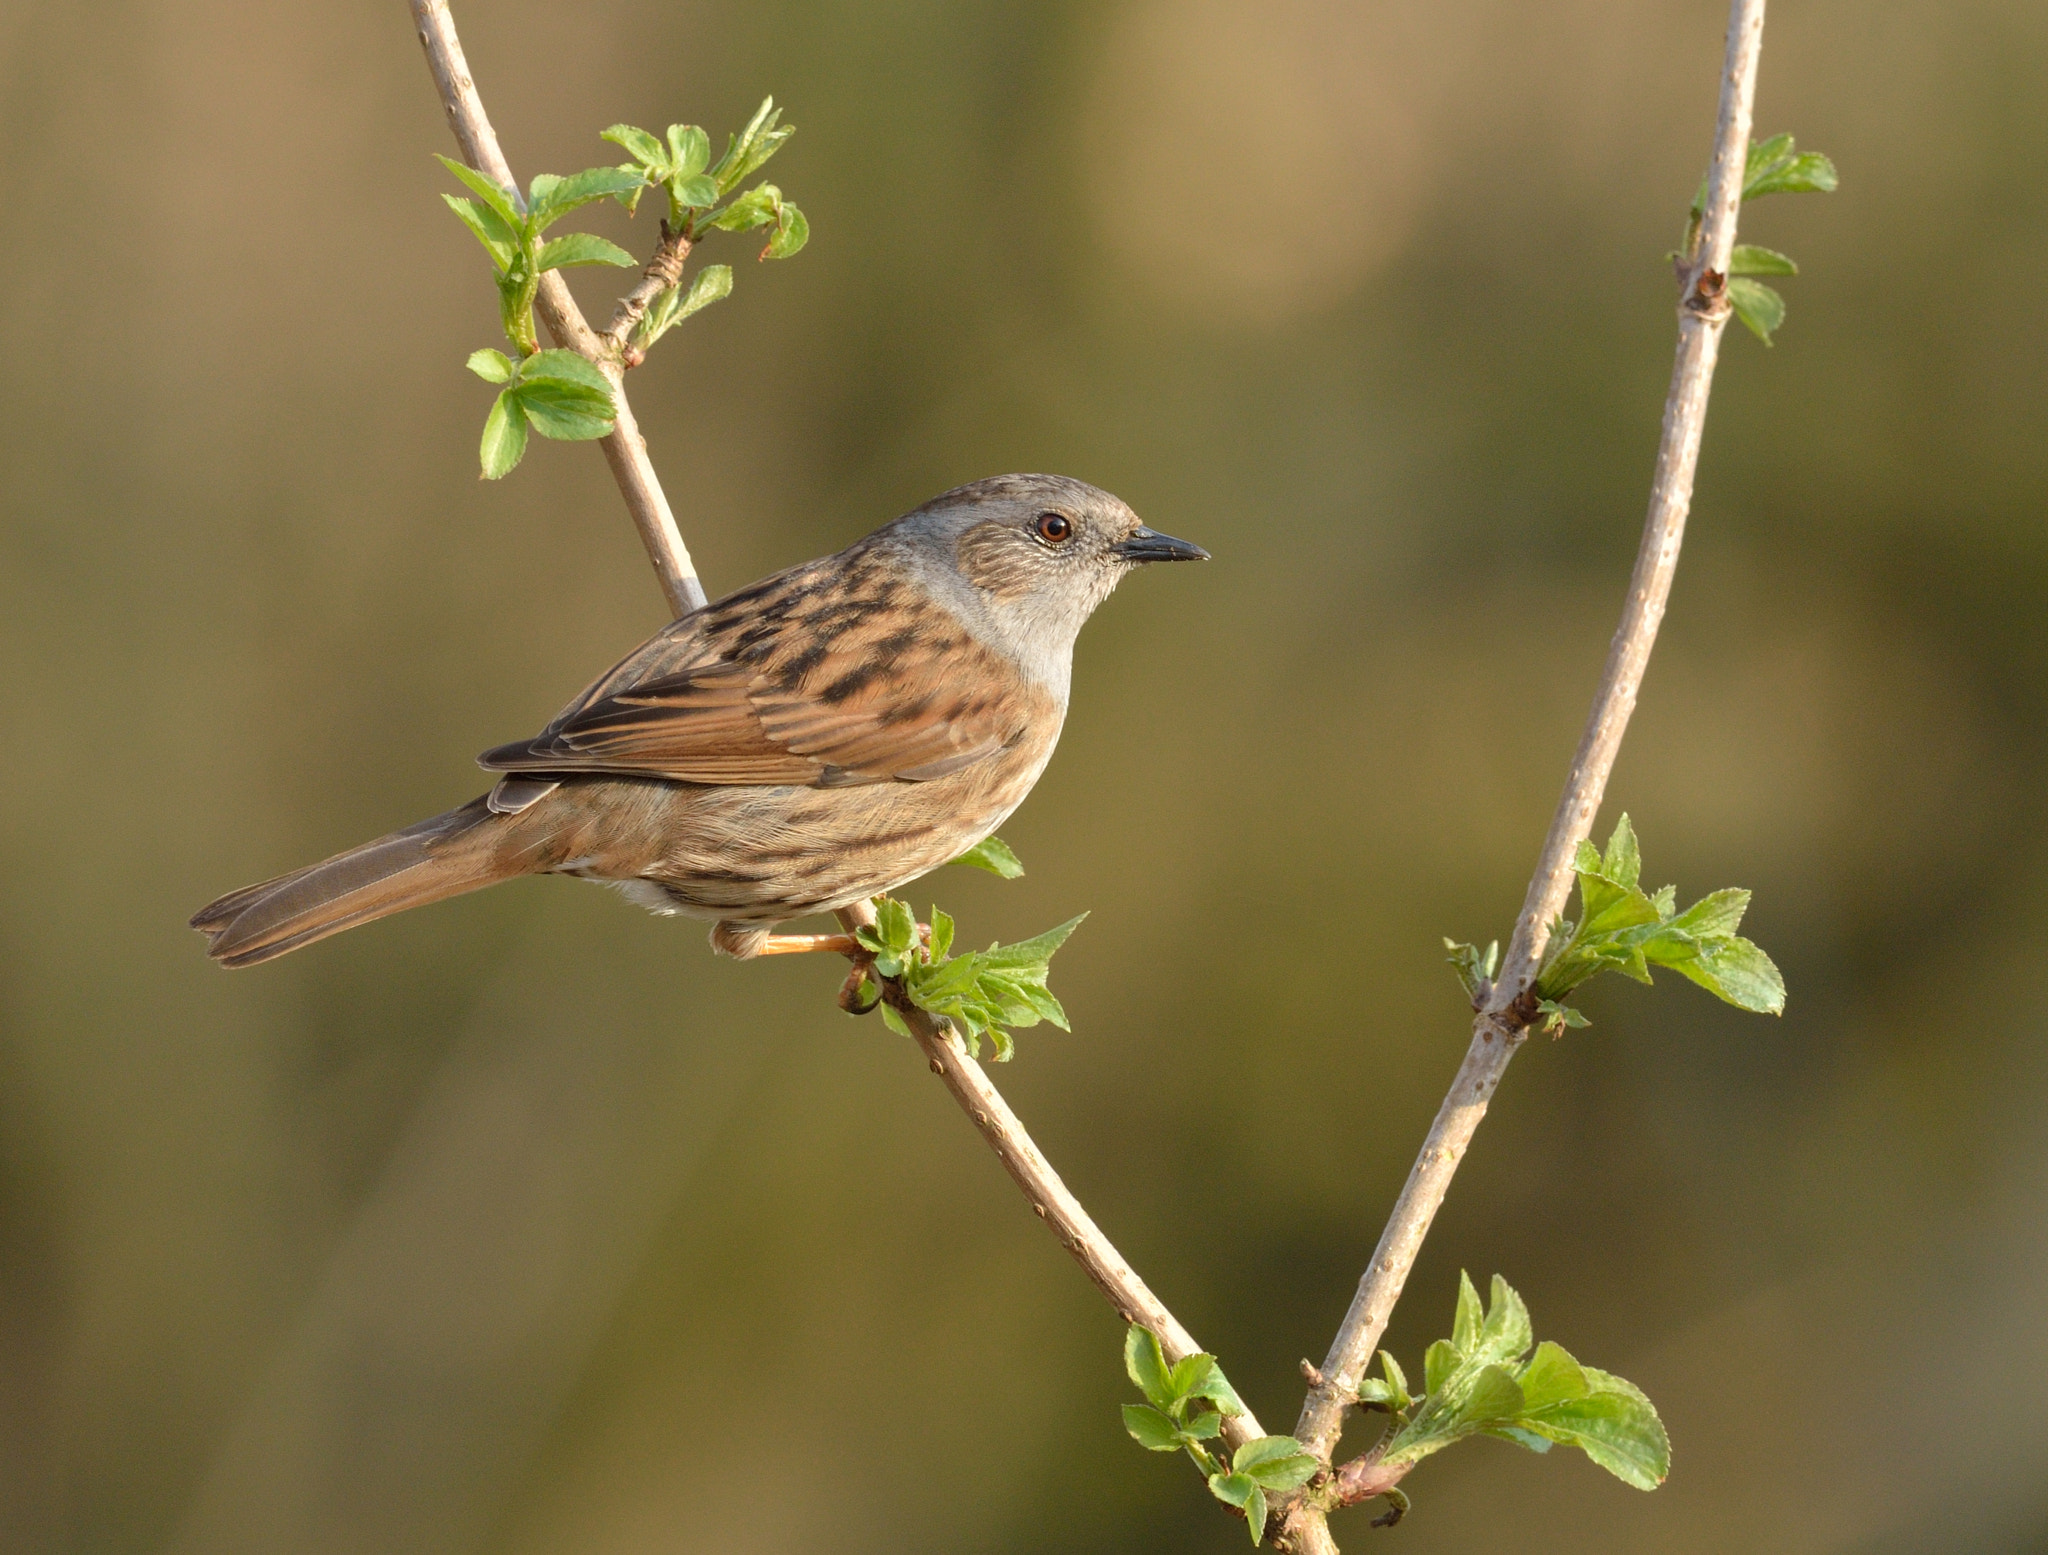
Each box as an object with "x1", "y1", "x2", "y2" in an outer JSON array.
[
  {"x1": 837, "y1": 959, "x2": 881, "y2": 1015},
  {"x1": 709, "y1": 915, "x2": 931, "y2": 1017}
]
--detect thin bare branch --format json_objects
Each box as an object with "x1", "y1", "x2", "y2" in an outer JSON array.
[
  {"x1": 407, "y1": 0, "x2": 1246, "y2": 1479},
  {"x1": 832, "y1": 902, "x2": 1268, "y2": 1453},
  {"x1": 408, "y1": 0, "x2": 707, "y2": 616},
  {"x1": 606, "y1": 221, "x2": 695, "y2": 363},
  {"x1": 1283, "y1": 0, "x2": 1769, "y2": 1543}
]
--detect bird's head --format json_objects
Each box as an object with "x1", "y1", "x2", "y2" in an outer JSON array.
[{"x1": 888, "y1": 473, "x2": 1207, "y2": 689}]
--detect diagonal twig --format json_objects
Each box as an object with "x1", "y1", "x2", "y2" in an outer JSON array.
[
  {"x1": 1279, "y1": 1, "x2": 1771, "y2": 1548},
  {"x1": 407, "y1": 0, "x2": 1262, "y2": 1459},
  {"x1": 408, "y1": 0, "x2": 707, "y2": 617}
]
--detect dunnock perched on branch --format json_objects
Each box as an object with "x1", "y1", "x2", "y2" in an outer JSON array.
[{"x1": 192, "y1": 474, "x2": 1206, "y2": 968}]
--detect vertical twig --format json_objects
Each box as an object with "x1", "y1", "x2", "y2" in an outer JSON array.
[
  {"x1": 1283, "y1": 0, "x2": 1768, "y2": 1546},
  {"x1": 408, "y1": 0, "x2": 707, "y2": 616},
  {"x1": 409, "y1": 0, "x2": 1259, "y2": 1461}
]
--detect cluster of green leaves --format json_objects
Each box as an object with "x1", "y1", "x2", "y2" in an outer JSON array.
[
  {"x1": 601, "y1": 98, "x2": 807, "y2": 353},
  {"x1": 1678, "y1": 130, "x2": 1839, "y2": 344},
  {"x1": 1364, "y1": 1273, "x2": 1669, "y2": 1492},
  {"x1": 1447, "y1": 815, "x2": 1785, "y2": 1036},
  {"x1": 1121, "y1": 1326, "x2": 1319, "y2": 1546},
  {"x1": 853, "y1": 891, "x2": 1083, "y2": 1063},
  {"x1": 439, "y1": 98, "x2": 809, "y2": 478},
  {"x1": 464, "y1": 349, "x2": 617, "y2": 479},
  {"x1": 440, "y1": 157, "x2": 642, "y2": 359}
]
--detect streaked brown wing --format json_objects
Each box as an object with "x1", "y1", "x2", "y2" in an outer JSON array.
[{"x1": 478, "y1": 547, "x2": 1024, "y2": 787}]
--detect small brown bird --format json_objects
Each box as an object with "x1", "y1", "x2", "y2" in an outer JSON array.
[{"x1": 192, "y1": 474, "x2": 1205, "y2": 968}]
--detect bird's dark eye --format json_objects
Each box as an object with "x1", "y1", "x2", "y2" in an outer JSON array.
[{"x1": 1035, "y1": 512, "x2": 1073, "y2": 544}]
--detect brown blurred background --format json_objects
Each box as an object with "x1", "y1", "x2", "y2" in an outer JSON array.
[{"x1": 3, "y1": 0, "x2": 2045, "y2": 1550}]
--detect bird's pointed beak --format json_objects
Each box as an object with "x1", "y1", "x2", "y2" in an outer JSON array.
[{"x1": 1115, "y1": 527, "x2": 1210, "y2": 564}]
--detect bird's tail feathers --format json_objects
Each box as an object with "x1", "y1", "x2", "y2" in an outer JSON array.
[{"x1": 191, "y1": 798, "x2": 521, "y2": 968}]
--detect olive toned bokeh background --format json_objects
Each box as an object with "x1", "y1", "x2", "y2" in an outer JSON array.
[{"x1": 3, "y1": 1, "x2": 2045, "y2": 1551}]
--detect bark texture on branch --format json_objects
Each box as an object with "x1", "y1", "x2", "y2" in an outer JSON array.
[
  {"x1": 408, "y1": 0, "x2": 706, "y2": 617},
  {"x1": 1282, "y1": 1, "x2": 1769, "y2": 1545}
]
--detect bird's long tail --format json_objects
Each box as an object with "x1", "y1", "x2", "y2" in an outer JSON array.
[{"x1": 191, "y1": 797, "x2": 527, "y2": 968}]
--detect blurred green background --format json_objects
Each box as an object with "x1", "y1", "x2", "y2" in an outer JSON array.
[{"x1": 3, "y1": 0, "x2": 2046, "y2": 1550}]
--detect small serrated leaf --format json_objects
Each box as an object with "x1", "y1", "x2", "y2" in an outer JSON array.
[
  {"x1": 528, "y1": 165, "x2": 646, "y2": 228},
  {"x1": 519, "y1": 349, "x2": 613, "y2": 394},
  {"x1": 601, "y1": 123, "x2": 665, "y2": 167},
  {"x1": 1729, "y1": 244, "x2": 1798, "y2": 276},
  {"x1": 1728, "y1": 277, "x2": 1787, "y2": 343},
  {"x1": 667, "y1": 124, "x2": 711, "y2": 178},
  {"x1": 441, "y1": 193, "x2": 517, "y2": 269},
  {"x1": 951, "y1": 836, "x2": 1025, "y2": 877},
  {"x1": 478, "y1": 389, "x2": 528, "y2": 479},
  {"x1": 1122, "y1": 1403, "x2": 1182, "y2": 1451},
  {"x1": 1452, "y1": 1270, "x2": 1484, "y2": 1352},
  {"x1": 980, "y1": 912, "x2": 1087, "y2": 970},
  {"x1": 1671, "y1": 934, "x2": 1786, "y2": 1013},
  {"x1": 1125, "y1": 1325, "x2": 1174, "y2": 1409},
  {"x1": 437, "y1": 155, "x2": 521, "y2": 223},
  {"x1": 466, "y1": 348, "x2": 513, "y2": 384},
  {"x1": 536, "y1": 233, "x2": 636, "y2": 272},
  {"x1": 761, "y1": 202, "x2": 809, "y2": 260}
]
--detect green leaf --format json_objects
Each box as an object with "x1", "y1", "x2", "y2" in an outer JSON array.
[
  {"x1": 1206, "y1": 1474, "x2": 1268, "y2": 1546},
  {"x1": 1451, "y1": 1270, "x2": 1484, "y2": 1352},
  {"x1": 1125, "y1": 1325, "x2": 1175, "y2": 1409},
  {"x1": 1475, "y1": 1273, "x2": 1533, "y2": 1363},
  {"x1": 666, "y1": 123, "x2": 712, "y2": 177},
  {"x1": 928, "y1": 905, "x2": 955, "y2": 962},
  {"x1": 1601, "y1": 814, "x2": 1641, "y2": 888},
  {"x1": 528, "y1": 165, "x2": 646, "y2": 228},
  {"x1": 713, "y1": 97, "x2": 794, "y2": 191},
  {"x1": 761, "y1": 202, "x2": 810, "y2": 260},
  {"x1": 668, "y1": 173, "x2": 721, "y2": 208},
  {"x1": 1183, "y1": 1410, "x2": 1223, "y2": 1441},
  {"x1": 1443, "y1": 939, "x2": 1499, "y2": 997},
  {"x1": 1663, "y1": 887, "x2": 1749, "y2": 941},
  {"x1": 1746, "y1": 150, "x2": 1838, "y2": 200},
  {"x1": 1123, "y1": 1403, "x2": 1182, "y2": 1452},
  {"x1": 1670, "y1": 933, "x2": 1786, "y2": 1014},
  {"x1": 513, "y1": 380, "x2": 616, "y2": 442},
  {"x1": 1515, "y1": 1341, "x2": 1591, "y2": 1410},
  {"x1": 478, "y1": 389, "x2": 528, "y2": 480},
  {"x1": 1379, "y1": 1350, "x2": 1411, "y2": 1410},
  {"x1": 601, "y1": 123, "x2": 665, "y2": 167},
  {"x1": 1423, "y1": 1339, "x2": 1461, "y2": 1397},
  {"x1": 1728, "y1": 277, "x2": 1788, "y2": 344},
  {"x1": 441, "y1": 193, "x2": 517, "y2": 269},
  {"x1": 951, "y1": 836, "x2": 1025, "y2": 878},
  {"x1": 1451, "y1": 1363, "x2": 1525, "y2": 1428},
  {"x1": 1517, "y1": 1368, "x2": 1670, "y2": 1489},
  {"x1": 466, "y1": 348, "x2": 513, "y2": 384},
  {"x1": 1744, "y1": 131, "x2": 1794, "y2": 180},
  {"x1": 1376, "y1": 1274, "x2": 1670, "y2": 1491},
  {"x1": 707, "y1": 183, "x2": 781, "y2": 232},
  {"x1": 1535, "y1": 998, "x2": 1589, "y2": 1034},
  {"x1": 877, "y1": 1000, "x2": 912, "y2": 1039},
  {"x1": 634, "y1": 264, "x2": 734, "y2": 351},
  {"x1": 520, "y1": 349, "x2": 614, "y2": 395},
  {"x1": 1729, "y1": 244, "x2": 1798, "y2": 276},
  {"x1": 536, "y1": 233, "x2": 636, "y2": 272},
  {"x1": 1233, "y1": 1437, "x2": 1319, "y2": 1491},
  {"x1": 875, "y1": 897, "x2": 918, "y2": 954},
  {"x1": 1168, "y1": 1354, "x2": 1247, "y2": 1417},
  {"x1": 981, "y1": 912, "x2": 1087, "y2": 970},
  {"x1": 437, "y1": 154, "x2": 521, "y2": 223}
]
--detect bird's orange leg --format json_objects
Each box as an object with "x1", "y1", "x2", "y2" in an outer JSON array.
[{"x1": 750, "y1": 932, "x2": 861, "y2": 956}]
